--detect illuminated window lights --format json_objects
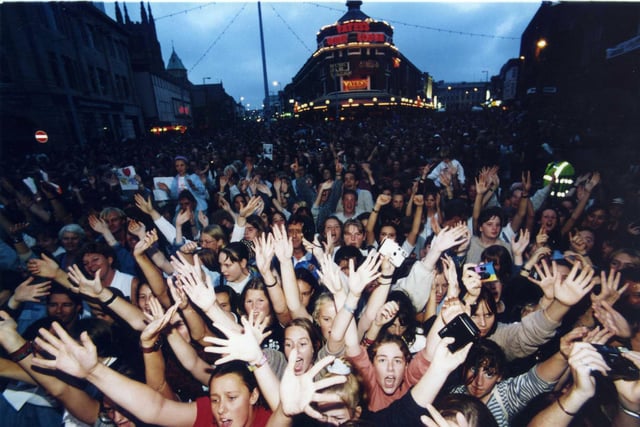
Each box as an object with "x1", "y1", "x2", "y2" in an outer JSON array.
[{"x1": 363, "y1": 103, "x2": 374, "y2": 106}]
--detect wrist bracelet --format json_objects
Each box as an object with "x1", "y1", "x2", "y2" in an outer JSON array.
[
  {"x1": 372, "y1": 209, "x2": 379, "y2": 213},
  {"x1": 103, "y1": 293, "x2": 118, "y2": 306},
  {"x1": 265, "y1": 279, "x2": 277, "y2": 288},
  {"x1": 620, "y1": 403, "x2": 640, "y2": 419},
  {"x1": 556, "y1": 397, "x2": 577, "y2": 416},
  {"x1": 381, "y1": 274, "x2": 393, "y2": 279},
  {"x1": 361, "y1": 337, "x2": 375, "y2": 347},
  {"x1": 343, "y1": 303, "x2": 357, "y2": 315},
  {"x1": 9, "y1": 341, "x2": 33, "y2": 363},
  {"x1": 559, "y1": 349, "x2": 569, "y2": 360},
  {"x1": 141, "y1": 339, "x2": 162, "y2": 354},
  {"x1": 248, "y1": 352, "x2": 268, "y2": 372}
]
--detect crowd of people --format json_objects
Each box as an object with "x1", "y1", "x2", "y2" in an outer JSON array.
[{"x1": 0, "y1": 108, "x2": 639, "y2": 427}]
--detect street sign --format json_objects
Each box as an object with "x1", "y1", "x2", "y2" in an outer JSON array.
[{"x1": 35, "y1": 130, "x2": 48, "y2": 143}]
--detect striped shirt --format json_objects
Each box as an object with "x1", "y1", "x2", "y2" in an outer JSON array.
[{"x1": 450, "y1": 366, "x2": 555, "y2": 427}]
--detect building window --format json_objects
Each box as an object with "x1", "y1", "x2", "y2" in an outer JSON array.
[
  {"x1": 97, "y1": 68, "x2": 110, "y2": 95},
  {"x1": 63, "y1": 56, "x2": 78, "y2": 90},
  {"x1": 48, "y1": 52, "x2": 62, "y2": 87}
]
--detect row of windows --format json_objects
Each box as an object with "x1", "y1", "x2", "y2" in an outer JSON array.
[
  {"x1": 46, "y1": 51, "x2": 131, "y2": 101},
  {"x1": 324, "y1": 47, "x2": 388, "y2": 60}
]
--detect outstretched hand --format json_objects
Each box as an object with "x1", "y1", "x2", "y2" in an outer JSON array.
[
  {"x1": 32, "y1": 322, "x2": 99, "y2": 379},
  {"x1": 279, "y1": 349, "x2": 346, "y2": 419}
]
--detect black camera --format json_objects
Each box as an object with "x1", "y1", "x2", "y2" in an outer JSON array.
[
  {"x1": 438, "y1": 313, "x2": 480, "y2": 352},
  {"x1": 592, "y1": 344, "x2": 640, "y2": 381}
]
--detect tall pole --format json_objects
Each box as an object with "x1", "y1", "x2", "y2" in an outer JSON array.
[{"x1": 258, "y1": 2, "x2": 270, "y2": 119}]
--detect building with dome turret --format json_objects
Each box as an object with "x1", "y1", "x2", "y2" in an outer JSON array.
[{"x1": 282, "y1": 0, "x2": 432, "y2": 118}]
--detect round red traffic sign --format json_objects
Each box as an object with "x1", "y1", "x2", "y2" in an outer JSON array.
[{"x1": 35, "y1": 130, "x2": 48, "y2": 143}]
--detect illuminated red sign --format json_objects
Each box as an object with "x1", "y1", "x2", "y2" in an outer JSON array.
[
  {"x1": 326, "y1": 34, "x2": 348, "y2": 46},
  {"x1": 357, "y1": 32, "x2": 385, "y2": 43},
  {"x1": 342, "y1": 78, "x2": 369, "y2": 91},
  {"x1": 337, "y1": 22, "x2": 370, "y2": 33}
]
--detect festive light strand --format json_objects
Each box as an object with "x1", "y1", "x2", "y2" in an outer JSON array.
[
  {"x1": 189, "y1": 3, "x2": 248, "y2": 72},
  {"x1": 305, "y1": 2, "x2": 519, "y2": 40},
  {"x1": 270, "y1": 4, "x2": 313, "y2": 53}
]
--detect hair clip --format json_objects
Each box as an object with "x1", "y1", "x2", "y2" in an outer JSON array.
[{"x1": 327, "y1": 358, "x2": 351, "y2": 375}]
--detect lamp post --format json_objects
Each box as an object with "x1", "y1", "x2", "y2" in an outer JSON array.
[{"x1": 202, "y1": 77, "x2": 211, "y2": 85}]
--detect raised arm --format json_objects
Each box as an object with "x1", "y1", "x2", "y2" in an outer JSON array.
[
  {"x1": 32, "y1": 322, "x2": 197, "y2": 427},
  {"x1": 133, "y1": 230, "x2": 172, "y2": 307},
  {"x1": 67, "y1": 264, "x2": 147, "y2": 331}
]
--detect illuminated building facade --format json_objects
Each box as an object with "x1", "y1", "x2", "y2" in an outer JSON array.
[{"x1": 282, "y1": 1, "x2": 431, "y2": 118}]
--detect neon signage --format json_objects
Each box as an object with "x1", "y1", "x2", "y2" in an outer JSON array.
[{"x1": 337, "y1": 22, "x2": 370, "y2": 33}]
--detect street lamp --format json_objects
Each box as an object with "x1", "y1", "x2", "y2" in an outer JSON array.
[
  {"x1": 536, "y1": 39, "x2": 547, "y2": 49},
  {"x1": 202, "y1": 77, "x2": 211, "y2": 85}
]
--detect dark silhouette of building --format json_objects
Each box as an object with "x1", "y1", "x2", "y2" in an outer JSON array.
[
  {"x1": 518, "y1": 1, "x2": 640, "y2": 120},
  {"x1": 115, "y1": 1, "x2": 192, "y2": 132},
  {"x1": 282, "y1": 0, "x2": 431, "y2": 118},
  {"x1": 0, "y1": 2, "x2": 144, "y2": 156}
]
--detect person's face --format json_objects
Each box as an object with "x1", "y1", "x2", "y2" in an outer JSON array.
[
  {"x1": 47, "y1": 293, "x2": 80, "y2": 327},
  {"x1": 467, "y1": 184, "x2": 478, "y2": 200},
  {"x1": 465, "y1": 364, "x2": 502, "y2": 402},
  {"x1": 320, "y1": 406, "x2": 357, "y2": 426},
  {"x1": 210, "y1": 373, "x2": 258, "y2": 427},
  {"x1": 316, "y1": 301, "x2": 336, "y2": 340},
  {"x1": 136, "y1": 284, "x2": 153, "y2": 314},
  {"x1": 297, "y1": 279, "x2": 314, "y2": 308},
  {"x1": 391, "y1": 195, "x2": 404, "y2": 210},
  {"x1": 434, "y1": 274, "x2": 448, "y2": 304},
  {"x1": 344, "y1": 173, "x2": 357, "y2": 190},
  {"x1": 287, "y1": 223, "x2": 304, "y2": 249},
  {"x1": 82, "y1": 252, "x2": 113, "y2": 281},
  {"x1": 61, "y1": 232, "x2": 82, "y2": 252},
  {"x1": 578, "y1": 230, "x2": 595, "y2": 253},
  {"x1": 104, "y1": 212, "x2": 125, "y2": 235},
  {"x1": 509, "y1": 189, "x2": 522, "y2": 207},
  {"x1": 610, "y1": 253, "x2": 638, "y2": 272},
  {"x1": 244, "y1": 289, "x2": 270, "y2": 321},
  {"x1": 322, "y1": 168, "x2": 332, "y2": 181},
  {"x1": 624, "y1": 282, "x2": 640, "y2": 309},
  {"x1": 479, "y1": 216, "x2": 501, "y2": 241},
  {"x1": 470, "y1": 300, "x2": 495, "y2": 337},
  {"x1": 175, "y1": 160, "x2": 187, "y2": 176},
  {"x1": 125, "y1": 232, "x2": 140, "y2": 249},
  {"x1": 343, "y1": 224, "x2": 364, "y2": 248},
  {"x1": 219, "y1": 253, "x2": 247, "y2": 282},
  {"x1": 379, "y1": 225, "x2": 397, "y2": 243},
  {"x1": 483, "y1": 280, "x2": 503, "y2": 303},
  {"x1": 233, "y1": 196, "x2": 245, "y2": 213},
  {"x1": 342, "y1": 193, "x2": 357, "y2": 214},
  {"x1": 243, "y1": 223, "x2": 258, "y2": 242},
  {"x1": 178, "y1": 198, "x2": 194, "y2": 212},
  {"x1": 540, "y1": 209, "x2": 557, "y2": 232},
  {"x1": 271, "y1": 213, "x2": 286, "y2": 229},
  {"x1": 586, "y1": 209, "x2": 607, "y2": 229},
  {"x1": 217, "y1": 292, "x2": 232, "y2": 313},
  {"x1": 373, "y1": 342, "x2": 407, "y2": 395},
  {"x1": 324, "y1": 218, "x2": 342, "y2": 244},
  {"x1": 284, "y1": 326, "x2": 315, "y2": 375},
  {"x1": 102, "y1": 396, "x2": 135, "y2": 427},
  {"x1": 424, "y1": 194, "x2": 436, "y2": 209},
  {"x1": 201, "y1": 235, "x2": 222, "y2": 252},
  {"x1": 36, "y1": 234, "x2": 57, "y2": 252},
  {"x1": 387, "y1": 317, "x2": 407, "y2": 337}
]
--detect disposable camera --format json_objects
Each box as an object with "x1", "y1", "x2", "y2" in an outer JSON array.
[
  {"x1": 438, "y1": 313, "x2": 480, "y2": 352},
  {"x1": 379, "y1": 239, "x2": 408, "y2": 268},
  {"x1": 591, "y1": 344, "x2": 640, "y2": 381},
  {"x1": 474, "y1": 262, "x2": 498, "y2": 283}
]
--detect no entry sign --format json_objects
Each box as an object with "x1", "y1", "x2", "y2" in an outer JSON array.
[{"x1": 35, "y1": 130, "x2": 48, "y2": 143}]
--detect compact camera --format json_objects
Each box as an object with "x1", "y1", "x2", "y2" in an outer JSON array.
[
  {"x1": 591, "y1": 344, "x2": 640, "y2": 381},
  {"x1": 379, "y1": 239, "x2": 408, "y2": 268},
  {"x1": 438, "y1": 313, "x2": 480, "y2": 352},
  {"x1": 474, "y1": 262, "x2": 498, "y2": 283}
]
